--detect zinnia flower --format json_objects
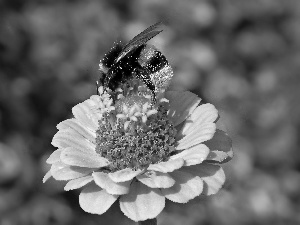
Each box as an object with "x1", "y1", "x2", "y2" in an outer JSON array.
[{"x1": 43, "y1": 77, "x2": 232, "y2": 222}]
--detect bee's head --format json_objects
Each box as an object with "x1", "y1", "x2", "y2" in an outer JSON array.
[
  {"x1": 98, "y1": 43, "x2": 123, "y2": 89},
  {"x1": 99, "y1": 43, "x2": 123, "y2": 73}
]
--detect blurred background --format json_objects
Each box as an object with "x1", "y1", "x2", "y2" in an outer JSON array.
[{"x1": 1, "y1": 0, "x2": 300, "y2": 224}]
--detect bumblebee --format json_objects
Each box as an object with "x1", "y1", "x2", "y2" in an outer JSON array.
[{"x1": 97, "y1": 22, "x2": 173, "y2": 102}]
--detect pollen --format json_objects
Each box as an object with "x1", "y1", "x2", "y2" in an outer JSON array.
[{"x1": 95, "y1": 87, "x2": 177, "y2": 172}]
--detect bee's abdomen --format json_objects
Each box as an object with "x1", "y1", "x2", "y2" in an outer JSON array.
[
  {"x1": 139, "y1": 45, "x2": 173, "y2": 94},
  {"x1": 138, "y1": 45, "x2": 168, "y2": 73},
  {"x1": 147, "y1": 51, "x2": 168, "y2": 73}
]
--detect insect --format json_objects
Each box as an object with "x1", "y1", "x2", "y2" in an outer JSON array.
[{"x1": 97, "y1": 22, "x2": 171, "y2": 103}]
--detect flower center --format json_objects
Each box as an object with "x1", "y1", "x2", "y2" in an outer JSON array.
[{"x1": 95, "y1": 86, "x2": 177, "y2": 172}]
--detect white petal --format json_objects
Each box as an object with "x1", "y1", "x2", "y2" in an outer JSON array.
[
  {"x1": 176, "y1": 103, "x2": 218, "y2": 150},
  {"x1": 205, "y1": 129, "x2": 233, "y2": 163},
  {"x1": 51, "y1": 161, "x2": 94, "y2": 181},
  {"x1": 79, "y1": 183, "x2": 118, "y2": 215},
  {"x1": 161, "y1": 169, "x2": 203, "y2": 203},
  {"x1": 120, "y1": 181, "x2": 165, "y2": 222},
  {"x1": 179, "y1": 103, "x2": 218, "y2": 137},
  {"x1": 43, "y1": 170, "x2": 52, "y2": 183},
  {"x1": 148, "y1": 158, "x2": 184, "y2": 173},
  {"x1": 60, "y1": 147, "x2": 109, "y2": 168},
  {"x1": 171, "y1": 144, "x2": 209, "y2": 166},
  {"x1": 177, "y1": 123, "x2": 216, "y2": 150},
  {"x1": 52, "y1": 130, "x2": 96, "y2": 154},
  {"x1": 184, "y1": 103, "x2": 218, "y2": 133},
  {"x1": 72, "y1": 102, "x2": 99, "y2": 131},
  {"x1": 64, "y1": 175, "x2": 93, "y2": 191},
  {"x1": 183, "y1": 163, "x2": 225, "y2": 195},
  {"x1": 85, "y1": 98, "x2": 106, "y2": 119},
  {"x1": 93, "y1": 172, "x2": 130, "y2": 195},
  {"x1": 165, "y1": 91, "x2": 201, "y2": 126},
  {"x1": 57, "y1": 119, "x2": 96, "y2": 143},
  {"x1": 137, "y1": 171, "x2": 175, "y2": 188},
  {"x1": 46, "y1": 149, "x2": 62, "y2": 164},
  {"x1": 108, "y1": 168, "x2": 142, "y2": 183}
]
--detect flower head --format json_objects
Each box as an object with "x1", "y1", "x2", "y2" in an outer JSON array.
[{"x1": 44, "y1": 75, "x2": 232, "y2": 222}]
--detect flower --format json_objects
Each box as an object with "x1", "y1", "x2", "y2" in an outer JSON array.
[{"x1": 43, "y1": 79, "x2": 232, "y2": 222}]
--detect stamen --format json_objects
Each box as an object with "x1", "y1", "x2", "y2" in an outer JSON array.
[
  {"x1": 134, "y1": 112, "x2": 142, "y2": 117},
  {"x1": 159, "y1": 98, "x2": 169, "y2": 103},
  {"x1": 95, "y1": 86, "x2": 177, "y2": 172},
  {"x1": 147, "y1": 109, "x2": 158, "y2": 117},
  {"x1": 144, "y1": 95, "x2": 152, "y2": 100},
  {"x1": 124, "y1": 121, "x2": 131, "y2": 131},
  {"x1": 129, "y1": 105, "x2": 137, "y2": 116},
  {"x1": 142, "y1": 115, "x2": 147, "y2": 123},
  {"x1": 142, "y1": 102, "x2": 149, "y2": 112},
  {"x1": 122, "y1": 105, "x2": 129, "y2": 114},
  {"x1": 130, "y1": 116, "x2": 138, "y2": 122},
  {"x1": 116, "y1": 88, "x2": 123, "y2": 92},
  {"x1": 117, "y1": 94, "x2": 124, "y2": 99},
  {"x1": 116, "y1": 114, "x2": 126, "y2": 119}
]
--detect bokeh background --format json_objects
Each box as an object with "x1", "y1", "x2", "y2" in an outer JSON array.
[{"x1": 1, "y1": 0, "x2": 300, "y2": 224}]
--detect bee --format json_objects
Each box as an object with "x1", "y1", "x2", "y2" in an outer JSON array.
[{"x1": 97, "y1": 22, "x2": 172, "y2": 103}]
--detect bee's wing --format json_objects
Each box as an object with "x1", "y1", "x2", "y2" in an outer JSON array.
[
  {"x1": 124, "y1": 22, "x2": 163, "y2": 48},
  {"x1": 115, "y1": 22, "x2": 163, "y2": 62}
]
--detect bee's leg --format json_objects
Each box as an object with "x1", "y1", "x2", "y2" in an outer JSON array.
[{"x1": 150, "y1": 91, "x2": 157, "y2": 105}]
